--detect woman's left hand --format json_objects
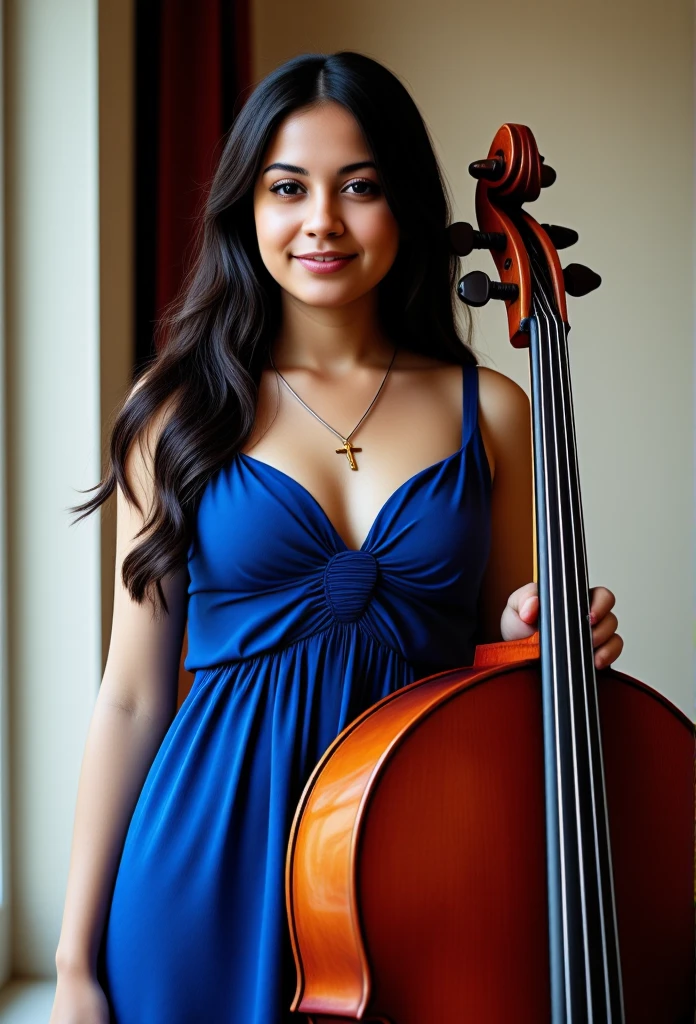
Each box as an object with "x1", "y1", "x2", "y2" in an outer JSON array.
[{"x1": 500, "y1": 582, "x2": 624, "y2": 669}]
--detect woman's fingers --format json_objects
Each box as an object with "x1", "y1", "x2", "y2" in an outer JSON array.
[
  {"x1": 508, "y1": 581, "x2": 539, "y2": 621},
  {"x1": 500, "y1": 582, "x2": 539, "y2": 641},
  {"x1": 591, "y1": 610, "x2": 618, "y2": 648},
  {"x1": 519, "y1": 592, "x2": 539, "y2": 624},
  {"x1": 594, "y1": 633, "x2": 624, "y2": 670},
  {"x1": 500, "y1": 583, "x2": 622, "y2": 669},
  {"x1": 588, "y1": 589, "x2": 622, "y2": 666},
  {"x1": 588, "y1": 586, "x2": 616, "y2": 624}
]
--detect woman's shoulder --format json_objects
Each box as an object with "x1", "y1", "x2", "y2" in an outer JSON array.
[
  {"x1": 477, "y1": 364, "x2": 529, "y2": 412},
  {"x1": 395, "y1": 349, "x2": 467, "y2": 373},
  {"x1": 122, "y1": 368, "x2": 183, "y2": 509},
  {"x1": 396, "y1": 349, "x2": 529, "y2": 413},
  {"x1": 476, "y1": 366, "x2": 531, "y2": 480},
  {"x1": 127, "y1": 367, "x2": 183, "y2": 442}
]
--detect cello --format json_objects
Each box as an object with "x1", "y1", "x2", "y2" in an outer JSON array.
[{"x1": 285, "y1": 123, "x2": 695, "y2": 1023}]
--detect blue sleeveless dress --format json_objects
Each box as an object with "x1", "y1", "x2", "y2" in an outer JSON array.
[{"x1": 100, "y1": 361, "x2": 491, "y2": 1023}]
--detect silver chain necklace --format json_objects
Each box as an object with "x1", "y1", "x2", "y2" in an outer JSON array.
[{"x1": 267, "y1": 346, "x2": 399, "y2": 471}]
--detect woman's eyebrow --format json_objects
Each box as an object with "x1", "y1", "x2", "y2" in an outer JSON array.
[{"x1": 262, "y1": 161, "x2": 377, "y2": 175}]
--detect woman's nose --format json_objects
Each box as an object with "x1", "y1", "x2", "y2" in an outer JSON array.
[{"x1": 302, "y1": 189, "x2": 344, "y2": 237}]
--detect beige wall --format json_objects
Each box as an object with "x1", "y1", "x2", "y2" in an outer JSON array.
[
  {"x1": 253, "y1": 0, "x2": 695, "y2": 717},
  {"x1": 5, "y1": 0, "x2": 101, "y2": 977},
  {"x1": 98, "y1": 0, "x2": 135, "y2": 669},
  {"x1": 4, "y1": 0, "x2": 133, "y2": 977}
]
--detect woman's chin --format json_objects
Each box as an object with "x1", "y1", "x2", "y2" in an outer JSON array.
[{"x1": 282, "y1": 285, "x2": 372, "y2": 310}]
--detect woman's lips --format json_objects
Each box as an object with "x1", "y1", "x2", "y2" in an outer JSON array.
[{"x1": 293, "y1": 255, "x2": 357, "y2": 274}]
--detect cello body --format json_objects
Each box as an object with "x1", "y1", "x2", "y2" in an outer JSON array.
[
  {"x1": 286, "y1": 655, "x2": 695, "y2": 1023},
  {"x1": 285, "y1": 124, "x2": 696, "y2": 1022}
]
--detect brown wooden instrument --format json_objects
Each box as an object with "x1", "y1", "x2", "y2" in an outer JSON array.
[{"x1": 285, "y1": 124, "x2": 695, "y2": 1023}]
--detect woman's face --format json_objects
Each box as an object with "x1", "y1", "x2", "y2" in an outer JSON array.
[{"x1": 253, "y1": 101, "x2": 400, "y2": 309}]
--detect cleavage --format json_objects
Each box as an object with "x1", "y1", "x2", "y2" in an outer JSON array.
[{"x1": 241, "y1": 364, "x2": 465, "y2": 550}]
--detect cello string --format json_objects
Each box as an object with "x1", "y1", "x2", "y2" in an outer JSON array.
[
  {"x1": 554, "y1": 302, "x2": 612, "y2": 1013},
  {"x1": 534, "y1": 294, "x2": 588, "y2": 1020},
  {"x1": 545, "y1": 278, "x2": 624, "y2": 1020},
  {"x1": 528, "y1": 239, "x2": 605, "y2": 1016},
  {"x1": 531, "y1": 308, "x2": 573, "y2": 1016},
  {"x1": 535, "y1": 288, "x2": 595, "y2": 1019},
  {"x1": 532, "y1": 257, "x2": 622, "y2": 1020},
  {"x1": 528, "y1": 286, "x2": 578, "y2": 1015},
  {"x1": 528, "y1": 311, "x2": 568, "y2": 1019}
]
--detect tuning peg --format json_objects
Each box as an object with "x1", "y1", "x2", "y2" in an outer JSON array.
[
  {"x1": 468, "y1": 157, "x2": 505, "y2": 181},
  {"x1": 541, "y1": 224, "x2": 579, "y2": 249},
  {"x1": 540, "y1": 164, "x2": 557, "y2": 188},
  {"x1": 563, "y1": 263, "x2": 602, "y2": 297},
  {"x1": 448, "y1": 222, "x2": 507, "y2": 257},
  {"x1": 457, "y1": 270, "x2": 519, "y2": 307}
]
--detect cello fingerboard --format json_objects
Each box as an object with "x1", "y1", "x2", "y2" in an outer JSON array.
[{"x1": 524, "y1": 219, "x2": 625, "y2": 1023}]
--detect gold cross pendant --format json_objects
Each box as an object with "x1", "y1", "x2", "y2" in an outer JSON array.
[{"x1": 335, "y1": 439, "x2": 362, "y2": 471}]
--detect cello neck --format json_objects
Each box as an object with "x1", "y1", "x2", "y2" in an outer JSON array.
[{"x1": 527, "y1": 233, "x2": 625, "y2": 1022}]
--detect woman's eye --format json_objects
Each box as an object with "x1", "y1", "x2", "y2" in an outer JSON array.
[
  {"x1": 270, "y1": 181, "x2": 304, "y2": 197},
  {"x1": 269, "y1": 178, "x2": 381, "y2": 198},
  {"x1": 343, "y1": 179, "x2": 381, "y2": 196}
]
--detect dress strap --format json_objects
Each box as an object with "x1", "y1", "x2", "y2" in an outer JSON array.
[{"x1": 461, "y1": 361, "x2": 480, "y2": 447}]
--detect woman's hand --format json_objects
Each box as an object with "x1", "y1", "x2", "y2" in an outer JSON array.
[
  {"x1": 49, "y1": 969, "x2": 110, "y2": 1024},
  {"x1": 501, "y1": 582, "x2": 624, "y2": 669}
]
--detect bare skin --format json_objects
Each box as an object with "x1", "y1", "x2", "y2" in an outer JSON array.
[
  {"x1": 50, "y1": 99, "x2": 621, "y2": 1023},
  {"x1": 50, "y1": 398, "x2": 189, "y2": 1023},
  {"x1": 250, "y1": 100, "x2": 622, "y2": 661}
]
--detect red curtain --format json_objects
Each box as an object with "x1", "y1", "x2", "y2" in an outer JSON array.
[
  {"x1": 135, "y1": 0, "x2": 252, "y2": 367},
  {"x1": 155, "y1": 2, "x2": 224, "y2": 320},
  {"x1": 134, "y1": 1, "x2": 253, "y2": 705}
]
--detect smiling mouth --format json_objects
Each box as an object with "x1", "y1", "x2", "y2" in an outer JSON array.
[
  {"x1": 291, "y1": 253, "x2": 358, "y2": 275},
  {"x1": 292, "y1": 254, "x2": 357, "y2": 262}
]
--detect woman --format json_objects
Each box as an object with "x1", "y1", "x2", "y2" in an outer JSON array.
[{"x1": 50, "y1": 51, "x2": 622, "y2": 1024}]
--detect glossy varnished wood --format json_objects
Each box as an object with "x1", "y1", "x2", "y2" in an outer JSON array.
[
  {"x1": 287, "y1": 662, "x2": 695, "y2": 1022},
  {"x1": 473, "y1": 629, "x2": 540, "y2": 666},
  {"x1": 474, "y1": 124, "x2": 534, "y2": 348},
  {"x1": 473, "y1": 124, "x2": 570, "y2": 348},
  {"x1": 287, "y1": 122, "x2": 695, "y2": 1022}
]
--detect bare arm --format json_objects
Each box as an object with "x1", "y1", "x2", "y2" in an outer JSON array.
[
  {"x1": 476, "y1": 365, "x2": 624, "y2": 667},
  {"x1": 476, "y1": 367, "x2": 535, "y2": 644},
  {"x1": 54, "y1": 400, "x2": 188, "y2": 981}
]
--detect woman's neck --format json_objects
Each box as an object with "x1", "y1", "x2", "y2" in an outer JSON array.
[{"x1": 271, "y1": 290, "x2": 395, "y2": 372}]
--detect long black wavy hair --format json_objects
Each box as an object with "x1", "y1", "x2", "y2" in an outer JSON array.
[{"x1": 71, "y1": 50, "x2": 476, "y2": 613}]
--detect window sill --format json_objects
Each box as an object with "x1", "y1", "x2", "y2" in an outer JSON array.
[{"x1": 0, "y1": 980, "x2": 55, "y2": 1021}]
